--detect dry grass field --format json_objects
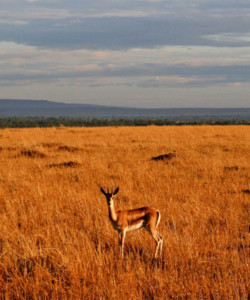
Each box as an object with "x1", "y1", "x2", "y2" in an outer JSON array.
[{"x1": 0, "y1": 125, "x2": 249, "y2": 299}]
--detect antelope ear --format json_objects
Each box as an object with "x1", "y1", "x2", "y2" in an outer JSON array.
[
  {"x1": 100, "y1": 187, "x2": 106, "y2": 195},
  {"x1": 114, "y1": 187, "x2": 119, "y2": 196}
]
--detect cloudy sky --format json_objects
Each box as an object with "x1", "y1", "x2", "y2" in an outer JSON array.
[{"x1": 0, "y1": 0, "x2": 250, "y2": 108}]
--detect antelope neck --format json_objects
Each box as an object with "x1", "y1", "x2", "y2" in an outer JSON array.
[{"x1": 108, "y1": 202, "x2": 117, "y2": 222}]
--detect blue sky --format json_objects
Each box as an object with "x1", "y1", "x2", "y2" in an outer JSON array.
[{"x1": 0, "y1": 0, "x2": 250, "y2": 107}]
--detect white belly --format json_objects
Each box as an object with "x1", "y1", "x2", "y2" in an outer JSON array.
[{"x1": 127, "y1": 221, "x2": 144, "y2": 231}]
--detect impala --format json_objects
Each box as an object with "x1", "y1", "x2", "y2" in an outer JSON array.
[{"x1": 100, "y1": 187, "x2": 163, "y2": 258}]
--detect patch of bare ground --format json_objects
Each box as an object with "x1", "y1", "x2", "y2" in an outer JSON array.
[
  {"x1": 242, "y1": 189, "x2": 250, "y2": 194},
  {"x1": 57, "y1": 145, "x2": 80, "y2": 152},
  {"x1": 39, "y1": 143, "x2": 81, "y2": 153},
  {"x1": 224, "y1": 165, "x2": 239, "y2": 171},
  {"x1": 18, "y1": 149, "x2": 46, "y2": 158},
  {"x1": 151, "y1": 151, "x2": 176, "y2": 161},
  {"x1": 48, "y1": 161, "x2": 82, "y2": 168}
]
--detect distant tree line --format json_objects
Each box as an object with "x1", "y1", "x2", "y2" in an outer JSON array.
[{"x1": 0, "y1": 116, "x2": 249, "y2": 128}]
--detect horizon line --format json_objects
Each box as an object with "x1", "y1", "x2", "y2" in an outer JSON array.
[{"x1": 0, "y1": 98, "x2": 250, "y2": 110}]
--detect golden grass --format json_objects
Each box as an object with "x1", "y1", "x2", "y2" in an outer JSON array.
[{"x1": 0, "y1": 126, "x2": 249, "y2": 299}]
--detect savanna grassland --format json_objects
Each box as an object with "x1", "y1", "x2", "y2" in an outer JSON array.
[{"x1": 0, "y1": 125, "x2": 249, "y2": 299}]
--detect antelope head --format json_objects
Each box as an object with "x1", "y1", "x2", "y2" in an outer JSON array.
[{"x1": 100, "y1": 187, "x2": 119, "y2": 206}]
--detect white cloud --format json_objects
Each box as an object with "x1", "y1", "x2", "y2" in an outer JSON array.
[{"x1": 203, "y1": 33, "x2": 250, "y2": 43}]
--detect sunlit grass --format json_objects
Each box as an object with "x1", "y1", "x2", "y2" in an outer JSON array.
[{"x1": 0, "y1": 126, "x2": 249, "y2": 298}]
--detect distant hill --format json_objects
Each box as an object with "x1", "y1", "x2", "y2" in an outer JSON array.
[{"x1": 0, "y1": 99, "x2": 249, "y2": 122}]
